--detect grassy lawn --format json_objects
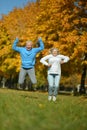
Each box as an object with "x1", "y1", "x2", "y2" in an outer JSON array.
[{"x1": 0, "y1": 88, "x2": 87, "y2": 130}]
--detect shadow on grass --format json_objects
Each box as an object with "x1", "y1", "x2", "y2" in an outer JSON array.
[{"x1": 20, "y1": 94, "x2": 38, "y2": 99}]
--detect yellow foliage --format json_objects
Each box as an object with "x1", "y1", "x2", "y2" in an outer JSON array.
[{"x1": 0, "y1": 0, "x2": 87, "y2": 77}]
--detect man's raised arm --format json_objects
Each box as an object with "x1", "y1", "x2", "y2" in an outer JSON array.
[{"x1": 12, "y1": 38, "x2": 21, "y2": 52}]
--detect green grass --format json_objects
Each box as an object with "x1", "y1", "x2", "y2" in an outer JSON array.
[{"x1": 0, "y1": 88, "x2": 87, "y2": 130}]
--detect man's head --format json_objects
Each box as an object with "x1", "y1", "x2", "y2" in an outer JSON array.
[{"x1": 26, "y1": 40, "x2": 33, "y2": 50}]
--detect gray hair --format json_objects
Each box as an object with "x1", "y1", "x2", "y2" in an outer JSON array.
[
  {"x1": 49, "y1": 48, "x2": 59, "y2": 54},
  {"x1": 26, "y1": 40, "x2": 32, "y2": 45}
]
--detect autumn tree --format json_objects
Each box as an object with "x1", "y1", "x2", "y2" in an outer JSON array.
[
  {"x1": 0, "y1": 0, "x2": 87, "y2": 88},
  {"x1": 74, "y1": 0, "x2": 87, "y2": 94},
  {"x1": 33, "y1": 0, "x2": 87, "y2": 85}
]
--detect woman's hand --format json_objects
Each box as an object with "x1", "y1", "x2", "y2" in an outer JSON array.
[
  {"x1": 60, "y1": 60, "x2": 64, "y2": 64},
  {"x1": 48, "y1": 64, "x2": 52, "y2": 67}
]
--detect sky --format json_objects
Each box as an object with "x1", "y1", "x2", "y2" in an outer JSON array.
[{"x1": 0, "y1": 0, "x2": 36, "y2": 18}]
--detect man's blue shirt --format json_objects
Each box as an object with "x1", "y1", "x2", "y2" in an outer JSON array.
[{"x1": 12, "y1": 38, "x2": 44, "y2": 68}]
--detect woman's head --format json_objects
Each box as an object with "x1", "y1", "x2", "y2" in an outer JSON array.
[{"x1": 49, "y1": 48, "x2": 59, "y2": 56}]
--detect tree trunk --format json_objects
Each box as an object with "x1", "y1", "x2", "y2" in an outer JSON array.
[
  {"x1": 80, "y1": 53, "x2": 87, "y2": 94},
  {"x1": 2, "y1": 77, "x2": 6, "y2": 88}
]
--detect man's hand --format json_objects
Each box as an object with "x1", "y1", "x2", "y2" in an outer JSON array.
[
  {"x1": 38, "y1": 37, "x2": 42, "y2": 41},
  {"x1": 15, "y1": 37, "x2": 19, "y2": 43},
  {"x1": 15, "y1": 37, "x2": 19, "y2": 40},
  {"x1": 36, "y1": 37, "x2": 42, "y2": 47}
]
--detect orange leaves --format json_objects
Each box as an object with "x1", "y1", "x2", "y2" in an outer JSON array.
[
  {"x1": 0, "y1": 0, "x2": 87, "y2": 77},
  {"x1": 81, "y1": 18, "x2": 87, "y2": 24}
]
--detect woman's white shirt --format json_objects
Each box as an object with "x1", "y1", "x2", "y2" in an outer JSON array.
[{"x1": 40, "y1": 54, "x2": 69, "y2": 75}]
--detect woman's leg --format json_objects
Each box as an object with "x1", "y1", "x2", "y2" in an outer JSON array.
[
  {"x1": 47, "y1": 74, "x2": 54, "y2": 96},
  {"x1": 53, "y1": 74, "x2": 61, "y2": 96}
]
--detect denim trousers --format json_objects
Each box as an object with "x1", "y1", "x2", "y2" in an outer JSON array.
[
  {"x1": 18, "y1": 67, "x2": 37, "y2": 84},
  {"x1": 47, "y1": 74, "x2": 61, "y2": 96}
]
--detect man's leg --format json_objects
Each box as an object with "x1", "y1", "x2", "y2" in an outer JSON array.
[
  {"x1": 18, "y1": 68, "x2": 26, "y2": 90},
  {"x1": 27, "y1": 68, "x2": 37, "y2": 91}
]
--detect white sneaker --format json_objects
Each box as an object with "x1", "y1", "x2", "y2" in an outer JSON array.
[
  {"x1": 53, "y1": 96, "x2": 56, "y2": 101},
  {"x1": 48, "y1": 96, "x2": 52, "y2": 101}
]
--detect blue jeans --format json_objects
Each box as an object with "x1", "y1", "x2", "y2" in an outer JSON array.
[{"x1": 47, "y1": 74, "x2": 61, "y2": 96}]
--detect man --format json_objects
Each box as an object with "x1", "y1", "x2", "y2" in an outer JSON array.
[{"x1": 12, "y1": 37, "x2": 44, "y2": 90}]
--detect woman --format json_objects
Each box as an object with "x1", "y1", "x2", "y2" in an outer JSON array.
[{"x1": 40, "y1": 48, "x2": 70, "y2": 101}]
